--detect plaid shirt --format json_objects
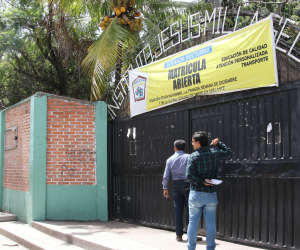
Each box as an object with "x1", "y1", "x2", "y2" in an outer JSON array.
[{"x1": 186, "y1": 142, "x2": 232, "y2": 193}]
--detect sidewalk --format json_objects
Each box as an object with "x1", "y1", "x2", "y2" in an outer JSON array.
[{"x1": 31, "y1": 220, "x2": 266, "y2": 250}]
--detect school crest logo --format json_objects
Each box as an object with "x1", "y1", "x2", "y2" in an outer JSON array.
[{"x1": 132, "y1": 76, "x2": 147, "y2": 102}]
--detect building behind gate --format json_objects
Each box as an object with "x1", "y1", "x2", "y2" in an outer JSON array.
[{"x1": 108, "y1": 49, "x2": 300, "y2": 250}]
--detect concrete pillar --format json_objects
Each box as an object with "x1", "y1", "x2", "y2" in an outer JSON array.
[
  {"x1": 95, "y1": 101, "x2": 108, "y2": 221},
  {"x1": 28, "y1": 94, "x2": 47, "y2": 225},
  {"x1": 0, "y1": 111, "x2": 5, "y2": 210}
]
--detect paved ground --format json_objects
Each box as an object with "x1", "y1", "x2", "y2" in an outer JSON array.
[
  {"x1": 33, "y1": 220, "x2": 267, "y2": 250},
  {"x1": 0, "y1": 234, "x2": 28, "y2": 250},
  {"x1": 0, "y1": 210, "x2": 268, "y2": 250}
]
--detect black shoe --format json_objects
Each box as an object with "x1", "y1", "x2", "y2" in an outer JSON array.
[
  {"x1": 176, "y1": 236, "x2": 183, "y2": 242},
  {"x1": 187, "y1": 236, "x2": 203, "y2": 241}
]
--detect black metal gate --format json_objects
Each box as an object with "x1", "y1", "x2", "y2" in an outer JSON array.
[
  {"x1": 191, "y1": 115, "x2": 225, "y2": 237},
  {"x1": 108, "y1": 54, "x2": 300, "y2": 250}
]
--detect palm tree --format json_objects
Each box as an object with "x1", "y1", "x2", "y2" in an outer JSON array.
[{"x1": 45, "y1": 0, "x2": 210, "y2": 100}]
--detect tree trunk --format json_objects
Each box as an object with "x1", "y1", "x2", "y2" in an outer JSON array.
[{"x1": 114, "y1": 44, "x2": 123, "y2": 87}]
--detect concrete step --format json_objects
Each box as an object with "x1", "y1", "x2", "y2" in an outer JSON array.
[
  {"x1": 0, "y1": 212, "x2": 17, "y2": 222},
  {"x1": 0, "y1": 233, "x2": 29, "y2": 249},
  {"x1": 0, "y1": 221, "x2": 84, "y2": 250}
]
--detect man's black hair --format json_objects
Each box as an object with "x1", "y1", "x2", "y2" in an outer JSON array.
[
  {"x1": 174, "y1": 140, "x2": 186, "y2": 151},
  {"x1": 193, "y1": 131, "x2": 208, "y2": 147}
]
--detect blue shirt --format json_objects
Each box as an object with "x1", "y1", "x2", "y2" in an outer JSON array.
[{"x1": 162, "y1": 151, "x2": 190, "y2": 189}]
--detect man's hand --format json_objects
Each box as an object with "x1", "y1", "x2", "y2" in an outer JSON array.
[
  {"x1": 204, "y1": 179, "x2": 213, "y2": 186},
  {"x1": 163, "y1": 189, "x2": 169, "y2": 198},
  {"x1": 211, "y1": 138, "x2": 219, "y2": 146}
]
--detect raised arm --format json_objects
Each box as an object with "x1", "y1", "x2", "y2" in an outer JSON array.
[{"x1": 216, "y1": 141, "x2": 232, "y2": 159}]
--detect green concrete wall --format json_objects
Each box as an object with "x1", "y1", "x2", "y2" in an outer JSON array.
[
  {"x1": 0, "y1": 111, "x2": 5, "y2": 210},
  {"x1": 2, "y1": 188, "x2": 29, "y2": 223},
  {"x1": 0, "y1": 94, "x2": 108, "y2": 224},
  {"x1": 95, "y1": 101, "x2": 108, "y2": 221},
  {"x1": 28, "y1": 94, "x2": 47, "y2": 225},
  {"x1": 46, "y1": 185, "x2": 97, "y2": 220}
]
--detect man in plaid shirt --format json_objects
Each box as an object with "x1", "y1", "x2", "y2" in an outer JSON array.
[{"x1": 186, "y1": 131, "x2": 232, "y2": 250}]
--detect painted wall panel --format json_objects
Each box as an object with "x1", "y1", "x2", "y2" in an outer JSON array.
[
  {"x1": 46, "y1": 185, "x2": 97, "y2": 221},
  {"x1": 2, "y1": 188, "x2": 29, "y2": 223}
]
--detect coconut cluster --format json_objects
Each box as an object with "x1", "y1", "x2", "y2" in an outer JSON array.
[
  {"x1": 99, "y1": 16, "x2": 112, "y2": 30},
  {"x1": 99, "y1": 0, "x2": 143, "y2": 32}
]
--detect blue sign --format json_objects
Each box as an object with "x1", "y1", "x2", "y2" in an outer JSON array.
[{"x1": 164, "y1": 45, "x2": 212, "y2": 69}]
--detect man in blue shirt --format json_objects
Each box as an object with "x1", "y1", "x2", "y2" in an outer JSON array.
[{"x1": 162, "y1": 140, "x2": 192, "y2": 242}]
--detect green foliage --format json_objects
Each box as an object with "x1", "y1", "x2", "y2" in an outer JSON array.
[
  {"x1": 221, "y1": 0, "x2": 300, "y2": 54},
  {"x1": 81, "y1": 0, "x2": 211, "y2": 100},
  {"x1": 0, "y1": 0, "x2": 98, "y2": 108},
  {"x1": 1, "y1": 0, "x2": 212, "y2": 107}
]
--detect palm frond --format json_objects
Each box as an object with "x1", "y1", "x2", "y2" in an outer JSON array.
[
  {"x1": 91, "y1": 73, "x2": 108, "y2": 100},
  {"x1": 82, "y1": 16, "x2": 134, "y2": 99}
]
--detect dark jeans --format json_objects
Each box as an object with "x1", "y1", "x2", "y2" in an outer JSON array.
[{"x1": 173, "y1": 180, "x2": 190, "y2": 236}]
